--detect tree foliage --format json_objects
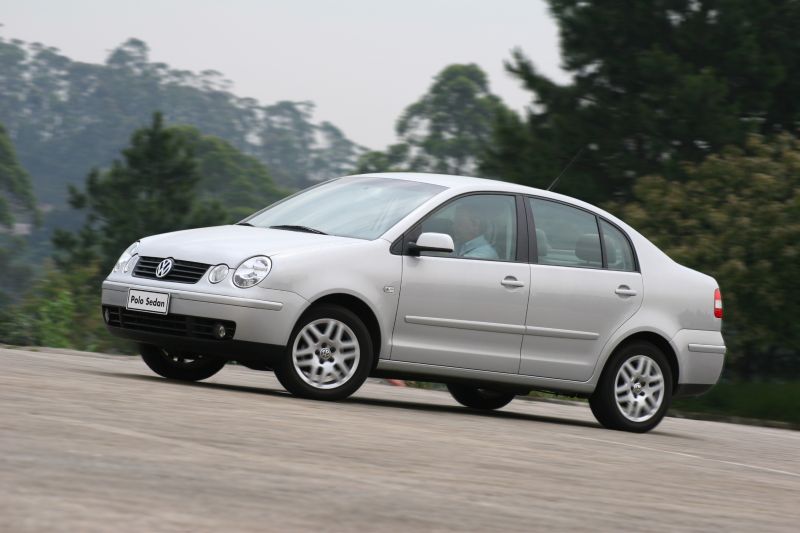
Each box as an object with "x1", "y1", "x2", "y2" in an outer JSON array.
[
  {"x1": 0, "y1": 122, "x2": 36, "y2": 228},
  {"x1": 172, "y1": 126, "x2": 288, "y2": 219},
  {"x1": 0, "y1": 35, "x2": 363, "y2": 230},
  {"x1": 616, "y1": 134, "x2": 800, "y2": 377},
  {"x1": 2, "y1": 113, "x2": 287, "y2": 349},
  {"x1": 482, "y1": 0, "x2": 800, "y2": 203},
  {"x1": 356, "y1": 64, "x2": 508, "y2": 175},
  {"x1": 0, "y1": 261, "x2": 123, "y2": 352},
  {"x1": 54, "y1": 113, "x2": 229, "y2": 273},
  {"x1": 355, "y1": 144, "x2": 412, "y2": 174},
  {"x1": 0, "y1": 120, "x2": 38, "y2": 305}
]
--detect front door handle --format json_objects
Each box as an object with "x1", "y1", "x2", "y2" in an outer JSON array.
[
  {"x1": 615, "y1": 285, "x2": 638, "y2": 297},
  {"x1": 501, "y1": 276, "x2": 525, "y2": 288}
]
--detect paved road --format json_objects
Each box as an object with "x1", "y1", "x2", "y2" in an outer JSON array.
[{"x1": 1, "y1": 348, "x2": 798, "y2": 532}]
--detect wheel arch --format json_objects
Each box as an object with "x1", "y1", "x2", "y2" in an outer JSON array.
[
  {"x1": 303, "y1": 292, "x2": 383, "y2": 370},
  {"x1": 603, "y1": 331, "x2": 680, "y2": 391}
]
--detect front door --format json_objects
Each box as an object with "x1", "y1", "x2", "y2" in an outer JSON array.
[{"x1": 390, "y1": 194, "x2": 529, "y2": 373}]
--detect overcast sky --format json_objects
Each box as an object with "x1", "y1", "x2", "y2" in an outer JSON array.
[{"x1": 1, "y1": 0, "x2": 567, "y2": 149}]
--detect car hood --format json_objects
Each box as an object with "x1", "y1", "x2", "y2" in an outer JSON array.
[{"x1": 138, "y1": 225, "x2": 362, "y2": 265}]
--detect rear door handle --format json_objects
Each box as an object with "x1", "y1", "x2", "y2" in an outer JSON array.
[
  {"x1": 501, "y1": 276, "x2": 525, "y2": 288},
  {"x1": 615, "y1": 285, "x2": 638, "y2": 297}
]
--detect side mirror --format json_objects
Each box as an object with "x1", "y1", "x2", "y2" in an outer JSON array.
[{"x1": 408, "y1": 232, "x2": 455, "y2": 256}]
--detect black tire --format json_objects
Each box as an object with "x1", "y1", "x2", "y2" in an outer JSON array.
[
  {"x1": 140, "y1": 344, "x2": 227, "y2": 381},
  {"x1": 446, "y1": 383, "x2": 515, "y2": 410},
  {"x1": 589, "y1": 341, "x2": 673, "y2": 433},
  {"x1": 274, "y1": 304, "x2": 374, "y2": 401}
]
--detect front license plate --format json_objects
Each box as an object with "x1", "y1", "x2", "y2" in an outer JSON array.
[{"x1": 127, "y1": 289, "x2": 170, "y2": 315}]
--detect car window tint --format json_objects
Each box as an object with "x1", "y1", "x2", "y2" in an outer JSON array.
[
  {"x1": 419, "y1": 195, "x2": 517, "y2": 262},
  {"x1": 600, "y1": 220, "x2": 636, "y2": 271},
  {"x1": 530, "y1": 198, "x2": 602, "y2": 268}
]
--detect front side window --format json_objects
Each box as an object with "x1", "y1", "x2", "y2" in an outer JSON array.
[
  {"x1": 600, "y1": 220, "x2": 636, "y2": 271},
  {"x1": 530, "y1": 198, "x2": 602, "y2": 268},
  {"x1": 245, "y1": 177, "x2": 445, "y2": 240},
  {"x1": 417, "y1": 194, "x2": 517, "y2": 262}
]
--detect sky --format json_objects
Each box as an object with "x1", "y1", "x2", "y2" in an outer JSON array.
[{"x1": 0, "y1": 0, "x2": 567, "y2": 150}]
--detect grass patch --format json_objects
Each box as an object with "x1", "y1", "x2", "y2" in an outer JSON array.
[{"x1": 672, "y1": 381, "x2": 800, "y2": 426}]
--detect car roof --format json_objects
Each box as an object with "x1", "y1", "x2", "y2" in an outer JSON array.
[
  {"x1": 350, "y1": 171, "x2": 531, "y2": 192},
  {"x1": 349, "y1": 172, "x2": 607, "y2": 217}
]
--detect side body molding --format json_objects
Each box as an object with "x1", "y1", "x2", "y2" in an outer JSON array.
[{"x1": 405, "y1": 315, "x2": 598, "y2": 340}]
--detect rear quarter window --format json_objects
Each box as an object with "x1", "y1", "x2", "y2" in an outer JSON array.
[{"x1": 600, "y1": 220, "x2": 636, "y2": 272}]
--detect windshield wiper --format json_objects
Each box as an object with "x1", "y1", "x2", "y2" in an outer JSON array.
[
  {"x1": 236, "y1": 222, "x2": 254, "y2": 226},
  {"x1": 269, "y1": 224, "x2": 327, "y2": 235}
]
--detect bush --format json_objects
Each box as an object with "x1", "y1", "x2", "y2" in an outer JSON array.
[
  {"x1": 672, "y1": 381, "x2": 800, "y2": 426},
  {"x1": 0, "y1": 261, "x2": 132, "y2": 353}
]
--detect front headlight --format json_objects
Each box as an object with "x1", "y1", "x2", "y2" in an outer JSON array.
[
  {"x1": 233, "y1": 256, "x2": 272, "y2": 288},
  {"x1": 113, "y1": 241, "x2": 140, "y2": 273}
]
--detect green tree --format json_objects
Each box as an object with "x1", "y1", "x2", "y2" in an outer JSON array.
[
  {"x1": 312, "y1": 121, "x2": 365, "y2": 182},
  {"x1": 355, "y1": 144, "x2": 411, "y2": 174},
  {"x1": 172, "y1": 126, "x2": 288, "y2": 219},
  {"x1": 1, "y1": 117, "x2": 289, "y2": 350},
  {"x1": 356, "y1": 64, "x2": 508, "y2": 175},
  {"x1": 0, "y1": 34, "x2": 362, "y2": 264},
  {"x1": 257, "y1": 101, "x2": 318, "y2": 189},
  {"x1": 0, "y1": 122, "x2": 36, "y2": 227},
  {"x1": 616, "y1": 134, "x2": 800, "y2": 377},
  {"x1": 482, "y1": 0, "x2": 800, "y2": 203},
  {"x1": 0, "y1": 35, "x2": 362, "y2": 202},
  {"x1": 0, "y1": 121, "x2": 38, "y2": 304},
  {"x1": 53, "y1": 112, "x2": 227, "y2": 273}
]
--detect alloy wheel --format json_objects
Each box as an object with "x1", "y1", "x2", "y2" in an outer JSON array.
[
  {"x1": 614, "y1": 354, "x2": 665, "y2": 422},
  {"x1": 292, "y1": 318, "x2": 360, "y2": 389}
]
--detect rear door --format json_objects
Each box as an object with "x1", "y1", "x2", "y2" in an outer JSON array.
[{"x1": 521, "y1": 198, "x2": 643, "y2": 381}]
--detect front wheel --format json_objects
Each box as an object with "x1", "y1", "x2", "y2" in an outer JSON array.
[
  {"x1": 274, "y1": 304, "x2": 374, "y2": 401},
  {"x1": 140, "y1": 344, "x2": 227, "y2": 381},
  {"x1": 447, "y1": 384, "x2": 515, "y2": 410},
  {"x1": 589, "y1": 341, "x2": 673, "y2": 433}
]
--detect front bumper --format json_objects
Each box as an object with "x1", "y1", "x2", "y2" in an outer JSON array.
[
  {"x1": 672, "y1": 328, "x2": 726, "y2": 397},
  {"x1": 101, "y1": 280, "x2": 307, "y2": 353}
]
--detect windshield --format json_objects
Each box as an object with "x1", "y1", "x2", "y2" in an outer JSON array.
[{"x1": 244, "y1": 177, "x2": 446, "y2": 239}]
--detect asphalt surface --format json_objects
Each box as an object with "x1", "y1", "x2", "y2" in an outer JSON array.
[{"x1": 1, "y1": 347, "x2": 799, "y2": 532}]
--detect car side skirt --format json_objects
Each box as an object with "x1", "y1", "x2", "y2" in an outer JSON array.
[{"x1": 374, "y1": 359, "x2": 596, "y2": 396}]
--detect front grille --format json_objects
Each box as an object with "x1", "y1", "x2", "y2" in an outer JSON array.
[
  {"x1": 133, "y1": 256, "x2": 210, "y2": 284},
  {"x1": 104, "y1": 306, "x2": 236, "y2": 340}
]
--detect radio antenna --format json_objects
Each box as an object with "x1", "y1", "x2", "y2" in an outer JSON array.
[{"x1": 547, "y1": 146, "x2": 585, "y2": 191}]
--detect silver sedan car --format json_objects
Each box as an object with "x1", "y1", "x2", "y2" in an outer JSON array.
[{"x1": 101, "y1": 173, "x2": 725, "y2": 432}]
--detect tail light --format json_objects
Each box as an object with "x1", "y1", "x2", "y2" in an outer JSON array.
[{"x1": 714, "y1": 288, "x2": 723, "y2": 319}]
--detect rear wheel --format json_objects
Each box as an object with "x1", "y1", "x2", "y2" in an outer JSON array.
[
  {"x1": 447, "y1": 383, "x2": 515, "y2": 410},
  {"x1": 589, "y1": 341, "x2": 672, "y2": 433},
  {"x1": 140, "y1": 344, "x2": 227, "y2": 381},
  {"x1": 274, "y1": 304, "x2": 373, "y2": 401}
]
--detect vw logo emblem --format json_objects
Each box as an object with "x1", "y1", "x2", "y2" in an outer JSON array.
[{"x1": 155, "y1": 258, "x2": 174, "y2": 278}]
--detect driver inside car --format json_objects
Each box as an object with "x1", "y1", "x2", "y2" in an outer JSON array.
[{"x1": 452, "y1": 202, "x2": 499, "y2": 260}]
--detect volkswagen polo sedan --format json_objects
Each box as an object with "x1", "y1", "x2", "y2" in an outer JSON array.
[{"x1": 101, "y1": 173, "x2": 725, "y2": 432}]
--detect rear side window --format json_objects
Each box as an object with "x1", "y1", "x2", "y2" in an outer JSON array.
[
  {"x1": 600, "y1": 220, "x2": 636, "y2": 271},
  {"x1": 529, "y1": 198, "x2": 602, "y2": 268}
]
